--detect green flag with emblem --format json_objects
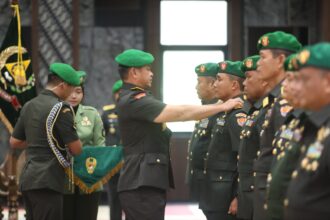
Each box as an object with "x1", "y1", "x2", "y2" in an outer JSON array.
[
  {"x1": 68, "y1": 146, "x2": 123, "y2": 194},
  {"x1": 0, "y1": 4, "x2": 37, "y2": 133}
]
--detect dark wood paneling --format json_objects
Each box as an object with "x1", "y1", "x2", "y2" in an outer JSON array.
[{"x1": 228, "y1": 0, "x2": 243, "y2": 60}]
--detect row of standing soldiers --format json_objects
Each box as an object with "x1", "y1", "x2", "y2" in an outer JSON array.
[{"x1": 186, "y1": 31, "x2": 330, "y2": 220}]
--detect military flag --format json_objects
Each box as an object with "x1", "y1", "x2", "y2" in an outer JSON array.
[{"x1": 0, "y1": 4, "x2": 37, "y2": 133}]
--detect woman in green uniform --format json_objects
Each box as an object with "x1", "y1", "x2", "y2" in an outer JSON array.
[{"x1": 63, "y1": 72, "x2": 105, "y2": 220}]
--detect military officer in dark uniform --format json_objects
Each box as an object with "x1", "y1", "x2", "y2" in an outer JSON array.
[
  {"x1": 9, "y1": 63, "x2": 83, "y2": 220},
  {"x1": 266, "y1": 54, "x2": 308, "y2": 220},
  {"x1": 114, "y1": 49, "x2": 243, "y2": 220},
  {"x1": 102, "y1": 79, "x2": 125, "y2": 220},
  {"x1": 253, "y1": 31, "x2": 302, "y2": 220},
  {"x1": 237, "y1": 55, "x2": 269, "y2": 220},
  {"x1": 284, "y1": 43, "x2": 330, "y2": 220},
  {"x1": 185, "y1": 63, "x2": 218, "y2": 203},
  {"x1": 199, "y1": 61, "x2": 246, "y2": 220}
]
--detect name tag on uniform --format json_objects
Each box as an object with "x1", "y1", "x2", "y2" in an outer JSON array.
[
  {"x1": 280, "y1": 129, "x2": 293, "y2": 140},
  {"x1": 199, "y1": 118, "x2": 209, "y2": 128},
  {"x1": 216, "y1": 118, "x2": 225, "y2": 126}
]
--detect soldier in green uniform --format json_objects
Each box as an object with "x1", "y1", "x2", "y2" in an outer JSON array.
[
  {"x1": 284, "y1": 42, "x2": 330, "y2": 220},
  {"x1": 266, "y1": 54, "x2": 308, "y2": 220},
  {"x1": 9, "y1": 63, "x2": 83, "y2": 220},
  {"x1": 114, "y1": 49, "x2": 242, "y2": 220},
  {"x1": 253, "y1": 31, "x2": 302, "y2": 220},
  {"x1": 63, "y1": 71, "x2": 106, "y2": 220},
  {"x1": 237, "y1": 55, "x2": 269, "y2": 220},
  {"x1": 199, "y1": 61, "x2": 246, "y2": 220},
  {"x1": 102, "y1": 80, "x2": 126, "y2": 220},
  {"x1": 185, "y1": 63, "x2": 218, "y2": 203}
]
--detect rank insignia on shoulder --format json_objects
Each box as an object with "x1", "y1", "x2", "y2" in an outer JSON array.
[
  {"x1": 134, "y1": 92, "x2": 146, "y2": 100},
  {"x1": 131, "y1": 87, "x2": 144, "y2": 91},
  {"x1": 263, "y1": 97, "x2": 269, "y2": 107}
]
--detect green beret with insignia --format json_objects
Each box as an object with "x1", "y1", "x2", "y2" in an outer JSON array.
[
  {"x1": 195, "y1": 63, "x2": 219, "y2": 78},
  {"x1": 284, "y1": 54, "x2": 298, "y2": 72},
  {"x1": 49, "y1": 63, "x2": 82, "y2": 86},
  {"x1": 241, "y1": 55, "x2": 260, "y2": 72},
  {"x1": 115, "y1": 49, "x2": 154, "y2": 67},
  {"x1": 112, "y1": 80, "x2": 123, "y2": 93},
  {"x1": 295, "y1": 42, "x2": 330, "y2": 71},
  {"x1": 257, "y1": 31, "x2": 302, "y2": 53},
  {"x1": 218, "y1": 61, "x2": 245, "y2": 78}
]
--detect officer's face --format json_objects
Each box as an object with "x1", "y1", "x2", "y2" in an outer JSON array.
[
  {"x1": 66, "y1": 86, "x2": 83, "y2": 107},
  {"x1": 282, "y1": 72, "x2": 302, "y2": 108},
  {"x1": 62, "y1": 82, "x2": 76, "y2": 100},
  {"x1": 134, "y1": 65, "x2": 153, "y2": 88},
  {"x1": 196, "y1": 77, "x2": 216, "y2": 101},
  {"x1": 243, "y1": 70, "x2": 267, "y2": 102},
  {"x1": 214, "y1": 73, "x2": 234, "y2": 101},
  {"x1": 258, "y1": 49, "x2": 284, "y2": 81},
  {"x1": 298, "y1": 67, "x2": 330, "y2": 110}
]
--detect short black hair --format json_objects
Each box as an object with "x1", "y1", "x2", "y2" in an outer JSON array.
[
  {"x1": 118, "y1": 65, "x2": 130, "y2": 80},
  {"x1": 229, "y1": 75, "x2": 244, "y2": 91},
  {"x1": 47, "y1": 74, "x2": 64, "y2": 86},
  {"x1": 270, "y1": 48, "x2": 293, "y2": 59}
]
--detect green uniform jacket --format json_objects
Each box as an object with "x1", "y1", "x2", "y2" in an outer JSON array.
[
  {"x1": 12, "y1": 90, "x2": 79, "y2": 193},
  {"x1": 199, "y1": 96, "x2": 246, "y2": 212},
  {"x1": 64, "y1": 104, "x2": 105, "y2": 194},
  {"x1": 267, "y1": 109, "x2": 306, "y2": 220}
]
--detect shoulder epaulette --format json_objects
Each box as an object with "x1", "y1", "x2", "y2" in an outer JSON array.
[
  {"x1": 82, "y1": 105, "x2": 97, "y2": 111},
  {"x1": 263, "y1": 97, "x2": 269, "y2": 107},
  {"x1": 103, "y1": 104, "x2": 115, "y2": 111},
  {"x1": 279, "y1": 99, "x2": 288, "y2": 105},
  {"x1": 131, "y1": 87, "x2": 145, "y2": 91}
]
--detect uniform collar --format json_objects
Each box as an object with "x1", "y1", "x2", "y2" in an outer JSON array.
[
  {"x1": 308, "y1": 104, "x2": 330, "y2": 128},
  {"x1": 242, "y1": 101, "x2": 253, "y2": 114},
  {"x1": 122, "y1": 82, "x2": 145, "y2": 91},
  {"x1": 269, "y1": 82, "x2": 282, "y2": 98},
  {"x1": 253, "y1": 96, "x2": 264, "y2": 110},
  {"x1": 41, "y1": 89, "x2": 60, "y2": 99}
]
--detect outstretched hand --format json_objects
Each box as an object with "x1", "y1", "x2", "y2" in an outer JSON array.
[{"x1": 220, "y1": 97, "x2": 243, "y2": 112}]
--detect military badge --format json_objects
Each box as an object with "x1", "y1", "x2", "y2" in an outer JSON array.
[
  {"x1": 245, "y1": 119, "x2": 254, "y2": 127},
  {"x1": 86, "y1": 157, "x2": 97, "y2": 174},
  {"x1": 81, "y1": 116, "x2": 91, "y2": 126},
  {"x1": 236, "y1": 113, "x2": 247, "y2": 127},
  {"x1": 245, "y1": 59, "x2": 253, "y2": 68},
  {"x1": 199, "y1": 64, "x2": 206, "y2": 73},
  {"x1": 280, "y1": 105, "x2": 293, "y2": 117},
  {"x1": 280, "y1": 128, "x2": 293, "y2": 140},
  {"x1": 261, "y1": 36, "x2": 269, "y2": 47},
  {"x1": 298, "y1": 50, "x2": 310, "y2": 65},
  {"x1": 220, "y1": 62, "x2": 227, "y2": 71},
  {"x1": 306, "y1": 141, "x2": 324, "y2": 159}
]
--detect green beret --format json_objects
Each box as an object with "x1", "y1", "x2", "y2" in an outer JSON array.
[
  {"x1": 112, "y1": 80, "x2": 123, "y2": 93},
  {"x1": 195, "y1": 63, "x2": 219, "y2": 78},
  {"x1": 284, "y1": 54, "x2": 298, "y2": 72},
  {"x1": 218, "y1": 61, "x2": 245, "y2": 78},
  {"x1": 49, "y1": 63, "x2": 82, "y2": 86},
  {"x1": 257, "y1": 31, "x2": 302, "y2": 53},
  {"x1": 295, "y1": 42, "x2": 330, "y2": 71},
  {"x1": 115, "y1": 49, "x2": 154, "y2": 67},
  {"x1": 241, "y1": 55, "x2": 260, "y2": 72}
]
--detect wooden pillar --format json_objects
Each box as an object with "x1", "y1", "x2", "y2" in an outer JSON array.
[
  {"x1": 320, "y1": 0, "x2": 330, "y2": 41},
  {"x1": 31, "y1": 0, "x2": 39, "y2": 90},
  {"x1": 228, "y1": 0, "x2": 243, "y2": 60},
  {"x1": 144, "y1": 0, "x2": 161, "y2": 99},
  {"x1": 72, "y1": 0, "x2": 80, "y2": 69}
]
